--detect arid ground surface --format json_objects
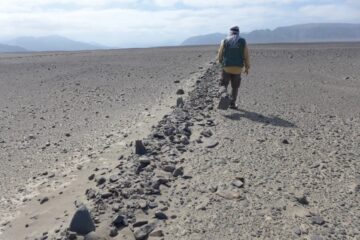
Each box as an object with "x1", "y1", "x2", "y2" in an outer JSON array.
[{"x1": 0, "y1": 43, "x2": 359, "y2": 240}]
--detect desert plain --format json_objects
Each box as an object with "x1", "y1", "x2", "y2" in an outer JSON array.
[{"x1": 0, "y1": 43, "x2": 359, "y2": 240}]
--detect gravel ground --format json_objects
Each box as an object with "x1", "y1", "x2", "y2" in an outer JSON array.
[{"x1": 1, "y1": 43, "x2": 359, "y2": 240}]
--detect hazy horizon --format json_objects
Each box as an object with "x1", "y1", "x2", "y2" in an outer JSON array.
[{"x1": 1, "y1": 0, "x2": 360, "y2": 48}]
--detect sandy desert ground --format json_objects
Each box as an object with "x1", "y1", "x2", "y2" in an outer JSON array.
[{"x1": 0, "y1": 43, "x2": 359, "y2": 240}]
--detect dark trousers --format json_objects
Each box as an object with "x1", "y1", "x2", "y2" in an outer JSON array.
[{"x1": 221, "y1": 70, "x2": 242, "y2": 104}]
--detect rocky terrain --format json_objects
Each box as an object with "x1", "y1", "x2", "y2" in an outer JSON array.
[{"x1": 1, "y1": 43, "x2": 360, "y2": 240}]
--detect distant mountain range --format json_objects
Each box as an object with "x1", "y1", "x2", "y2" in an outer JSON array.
[
  {"x1": 0, "y1": 35, "x2": 107, "y2": 53},
  {"x1": 182, "y1": 23, "x2": 360, "y2": 45},
  {"x1": 0, "y1": 43, "x2": 27, "y2": 53}
]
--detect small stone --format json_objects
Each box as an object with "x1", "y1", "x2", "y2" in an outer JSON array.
[
  {"x1": 201, "y1": 130, "x2": 213, "y2": 138},
  {"x1": 163, "y1": 165, "x2": 176, "y2": 173},
  {"x1": 149, "y1": 229, "x2": 164, "y2": 237},
  {"x1": 133, "y1": 221, "x2": 148, "y2": 228},
  {"x1": 101, "y1": 192, "x2": 113, "y2": 199},
  {"x1": 67, "y1": 231, "x2": 77, "y2": 240},
  {"x1": 138, "y1": 199, "x2": 148, "y2": 209},
  {"x1": 231, "y1": 180, "x2": 244, "y2": 188},
  {"x1": 112, "y1": 215, "x2": 128, "y2": 227},
  {"x1": 155, "y1": 211, "x2": 168, "y2": 220},
  {"x1": 172, "y1": 167, "x2": 184, "y2": 177},
  {"x1": 218, "y1": 93, "x2": 230, "y2": 110},
  {"x1": 88, "y1": 174, "x2": 95, "y2": 181},
  {"x1": 40, "y1": 197, "x2": 49, "y2": 204},
  {"x1": 148, "y1": 202, "x2": 158, "y2": 209},
  {"x1": 206, "y1": 141, "x2": 219, "y2": 148},
  {"x1": 109, "y1": 227, "x2": 118, "y2": 237},
  {"x1": 135, "y1": 140, "x2": 147, "y2": 155},
  {"x1": 295, "y1": 195, "x2": 309, "y2": 205},
  {"x1": 69, "y1": 205, "x2": 96, "y2": 235},
  {"x1": 282, "y1": 139, "x2": 290, "y2": 144},
  {"x1": 216, "y1": 190, "x2": 242, "y2": 200},
  {"x1": 134, "y1": 223, "x2": 156, "y2": 240},
  {"x1": 109, "y1": 175, "x2": 119, "y2": 183},
  {"x1": 293, "y1": 227, "x2": 301, "y2": 236},
  {"x1": 65, "y1": 133, "x2": 71, "y2": 137},
  {"x1": 86, "y1": 189, "x2": 97, "y2": 199},
  {"x1": 96, "y1": 177, "x2": 106, "y2": 185},
  {"x1": 311, "y1": 215, "x2": 325, "y2": 225},
  {"x1": 177, "y1": 97, "x2": 184, "y2": 108},
  {"x1": 176, "y1": 89, "x2": 185, "y2": 95},
  {"x1": 209, "y1": 186, "x2": 218, "y2": 193}
]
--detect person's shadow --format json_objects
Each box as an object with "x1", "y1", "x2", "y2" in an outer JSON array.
[{"x1": 224, "y1": 109, "x2": 296, "y2": 128}]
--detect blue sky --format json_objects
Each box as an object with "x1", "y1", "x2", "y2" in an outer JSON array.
[{"x1": 0, "y1": 0, "x2": 359, "y2": 47}]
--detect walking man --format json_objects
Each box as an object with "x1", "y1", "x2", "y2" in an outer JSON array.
[{"x1": 217, "y1": 26, "x2": 250, "y2": 109}]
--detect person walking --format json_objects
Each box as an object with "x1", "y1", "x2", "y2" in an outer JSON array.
[{"x1": 217, "y1": 26, "x2": 250, "y2": 109}]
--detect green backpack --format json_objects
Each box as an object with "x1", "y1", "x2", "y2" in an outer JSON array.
[{"x1": 222, "y1": 38, "x2": 246, "y2": 68}]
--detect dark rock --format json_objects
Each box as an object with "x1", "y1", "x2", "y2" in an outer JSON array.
[
  {"x1": 311, "y1": 215, "x2": 325, "y2": 225},
  {"x1": 295, "y1": 195, "x2": 309, "y2": 205},
  {"x1": 134, "y1": 223, "x2": 156, "y2": 240},
  {"x1": 86, "y1": 189, "x2": 97, "y2": 200},
  {"x1": 109, "y1": 175, "x2": 119, "y2": 183},
  {"x1": 67, "y1": 231, "x2": 77, "y2": 240},
  {"x1": 177, "y1": 97, "x2": 184, "y2": 108},
  {"x1": 206, "y1": 141, "x2": 219, "y2": 148},
  {"x1": 133, "y1": 221, "x2": 148, "y2": 228},
  {"x1": 163, "y1": 165, "x2": 176, "y2": 173},
  {"x1": 180, "y1": 135, "x2": 189, "y2": 145},
  {"x1": 153, "y1": 132, "x2": 165, "y2": 139},
  {"x1": 155, "y1": 211, "x2": 168, "y2": 220},
  {"x1": 69, "y1": 205, "x2": 96, "y2": 235},
  {"x1": 96, "y1": 177, "x2": 106, "y2": 186},
  {"x1": 282, "y1": 139, "x2": 290, "y2": 144},
  {"x1": 173, "y1": 167, "x2": 184, "y2": 177},
  {"x1": 354, "y1": 184, "x2": 360, "y2": 192},
  {"x1": 101, "y1": 192, "x2": 113, "y2": 199},
  {"x1": 88, "y1": 174, "x2": 95, "y2": 181},
  {"x1": 148, "y1": 202, "x2": 158, "y2": 209},
  {"x1": 135, "y1": 140, "x2": 147, "y2": 155},
  {"x1": 112, "y1": 214, "x2": 128, "y2": 227},
  {"x1": 40, "y1": 196, "x2": 49, "y2": 204},
  {"x1": 176, "y1": 89, "x2": 185, "y2": 95},
  {"x1": 201, "y1": 129, "x2": 213, "y2": 138},
  {"x1": 217, "y1": 93, "x2": 230, "y2": 110},
  {"x1": 138, "y1": 156, "x2": 151, "y2": 166}
]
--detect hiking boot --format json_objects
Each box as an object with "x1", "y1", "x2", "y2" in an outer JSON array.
[{"x1": 229, "y1": 103, "x2": 238, "y2": 110}]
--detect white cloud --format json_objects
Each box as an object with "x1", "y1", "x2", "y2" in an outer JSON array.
[
  {"x1": 152, "y1": 0, "x2": 301, "y2": 7},
  {"x1": 299, "y1": 4, "x2": 360, "y2": 22},
  {"x1": 0, "y1": 0, "x2": 359, "y2": 47}
]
